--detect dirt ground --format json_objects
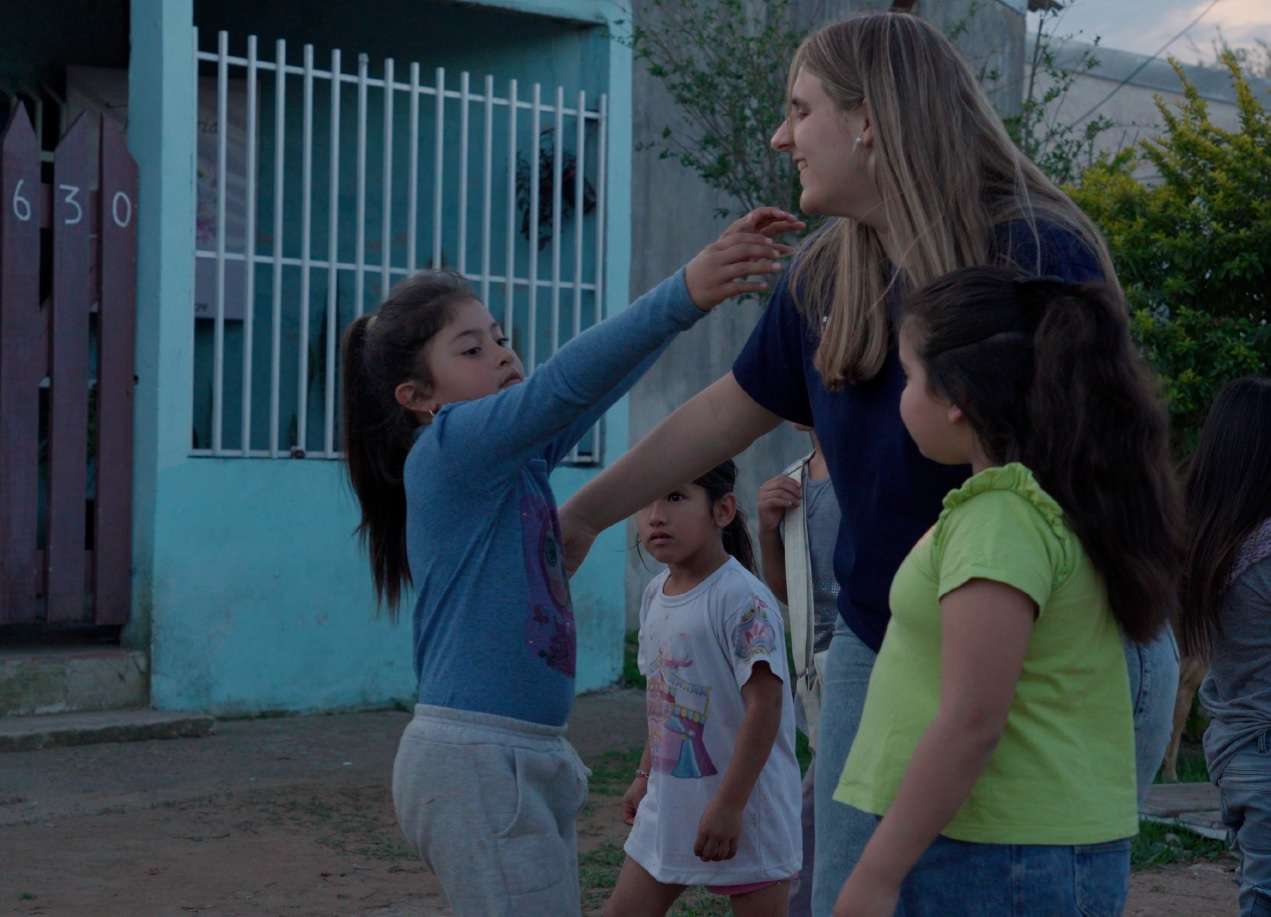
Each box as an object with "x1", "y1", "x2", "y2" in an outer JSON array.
[{"x1": 0, "y1": 694, "x2": 1240, "y2": 916}]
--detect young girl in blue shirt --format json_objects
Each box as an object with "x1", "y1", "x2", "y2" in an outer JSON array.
[{"x1": 339, "y1": 212, "x2": 798, "y2": 916}]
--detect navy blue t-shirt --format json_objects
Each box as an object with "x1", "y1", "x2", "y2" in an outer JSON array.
[{"x1": 732, "y1": 222, "x2": 1103, "y2": 652}]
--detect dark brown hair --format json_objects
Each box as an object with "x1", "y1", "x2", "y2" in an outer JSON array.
[
  {"x1": 902, "y1": 267, "x2": 1183, "y2": 643},
  {"x1": 1179, "y1": 377, "x2": 1271, "y2": 658},
  {"x1": 340, "y1": 271, "x2": 474, "y2": 615},
  {"x1": 694, "y1": 460, "x2": 756, "y2": 574}
]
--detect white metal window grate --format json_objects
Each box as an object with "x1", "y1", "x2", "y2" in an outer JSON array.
[{"x1": 192, "y1": 30, "x2": 608, "y2": 463}]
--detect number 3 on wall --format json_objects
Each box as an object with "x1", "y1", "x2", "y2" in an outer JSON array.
[{"x1": 59, "y1": 184, "x2": 83, "y2": 225}]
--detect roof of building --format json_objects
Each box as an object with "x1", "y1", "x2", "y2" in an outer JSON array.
[{"x1": 1039, "y1": 36, "x2": 1271, "y2": 107}]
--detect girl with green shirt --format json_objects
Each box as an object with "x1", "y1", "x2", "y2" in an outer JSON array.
[{"x1": 830, "y1": 269, "x2": 1183, "y2": 917}]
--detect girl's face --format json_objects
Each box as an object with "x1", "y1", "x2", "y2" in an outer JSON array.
[
  {"x1": 400, "y1": 298, "x2": 525, "y2": 419},
  {"x1": 770, "y1": 67, "x2": 879, "y2": 222},
  {"x1": 898, "y1": 325, "x2": 970, "y2": 466},
  {"x1": 638, "y1": 483, "x2": 733, "y2": 568}
]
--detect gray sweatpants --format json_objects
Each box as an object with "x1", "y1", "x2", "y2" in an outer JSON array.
[{"x1": 392, "y1": 704, "x2": 591, "y2": 917}]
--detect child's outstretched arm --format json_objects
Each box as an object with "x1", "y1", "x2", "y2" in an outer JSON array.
[
  {"x1": 694, "y1": 662, "x2": 784, "y2": 862},
  {"x1": 430, "y1": 215, "x2": 798, "y2": 476},
  {"x1": 832, "y1": 579, "x2": 1034, "y2": 917}
]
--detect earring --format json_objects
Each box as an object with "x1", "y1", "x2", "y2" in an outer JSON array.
[{"x1": 853, "y1": 135, "x2": 863, "y2": 149}]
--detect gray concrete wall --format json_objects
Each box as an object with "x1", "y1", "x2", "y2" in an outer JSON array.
[{"x1": 624, "y1": 0, "x2": 1026, "y2": 627}]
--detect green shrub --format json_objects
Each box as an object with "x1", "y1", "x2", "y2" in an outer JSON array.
[{"x1": 1070, "y1": 54, "x2": 1270, "y2": 454}]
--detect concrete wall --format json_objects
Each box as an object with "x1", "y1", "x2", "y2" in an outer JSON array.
[
  {"x1": 127, "y1": 0, "x2": 634, "y2": 714},
  {"x1": 623, "y1": 0, "x2": 1027, "y2": 625}
]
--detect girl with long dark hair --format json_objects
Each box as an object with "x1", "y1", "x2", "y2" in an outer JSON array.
[
  {"x1": 831, "y1": 267, "x2": 1182, "y2": 915},
  {"x1": 340, "y1": 214, "x2": 794, "y2": 915},
  {"x1": 1180, "y1": 377, "x2": 1271, "y2": 917}
]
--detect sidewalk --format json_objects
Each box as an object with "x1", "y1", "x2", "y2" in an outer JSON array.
[
  {"x1": 1, "y1": 688, "x2": 647, "y2": 916},
  {"x1": 1, "y1": 689, "x2": 1237, "y2": 916}
]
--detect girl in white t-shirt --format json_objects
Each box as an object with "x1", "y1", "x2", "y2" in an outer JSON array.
[{"x1": 606, "y1": 460, "x2": 803, "y2": 917}]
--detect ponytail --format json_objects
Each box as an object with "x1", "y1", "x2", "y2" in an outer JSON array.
[
  {"x1": 340, "y1": 271, "x2": 473, "y2": 616},
  {"x1": 1024, "y1": 280, "x2": 1182, "y2": 642},
  {"x1": 903, "y1": 268, "x2": 1183, "y2": 643},
  {"x1": 722, "y1": 510, "x2": 757, "y2": 575},
  {"x1": 694, "y1": 460, "x2": 757, "y2": 574}
]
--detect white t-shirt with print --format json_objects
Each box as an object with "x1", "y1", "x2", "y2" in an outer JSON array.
[{"x1": 625, "y1": 557, "x2": 803, "y2": 886}]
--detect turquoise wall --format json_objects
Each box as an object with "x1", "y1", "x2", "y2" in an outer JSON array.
[{"x1": 129, "y1": 0, "x2": 633, "y2": 713}]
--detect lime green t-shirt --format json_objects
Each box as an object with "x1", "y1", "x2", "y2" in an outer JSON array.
[{"x1": 833, "y1": 463, "x2": 1137, "y2": 844}]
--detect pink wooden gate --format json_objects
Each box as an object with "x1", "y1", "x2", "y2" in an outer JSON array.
[{"x1": 0, "y1": 106, "x2": 138, "y2": 628}]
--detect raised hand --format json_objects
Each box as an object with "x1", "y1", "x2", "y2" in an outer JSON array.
[{"x1": 684, "y1": 231, "x2": 792, "y2": 311}]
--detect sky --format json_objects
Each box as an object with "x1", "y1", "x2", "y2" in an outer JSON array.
[{"x1": 1026, "y1": 0, "x2": 1270, "y2": 65}]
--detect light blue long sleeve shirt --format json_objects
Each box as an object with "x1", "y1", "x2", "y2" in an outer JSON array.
[{"x1": 404, "y1": 269, "x2": 703, "y2": 725}]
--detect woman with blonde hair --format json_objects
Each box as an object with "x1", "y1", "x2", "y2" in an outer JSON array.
[{"x1": 563, "y1": 11, "x2": 1176, "y2": 913}]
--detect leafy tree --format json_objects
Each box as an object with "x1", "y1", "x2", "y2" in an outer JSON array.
[
  {"x1": 1002, "y1": 6, "x2": 1114, "y2": 185},
  {"x1": 1070, "y1": 53, "x2": 1270, "y2": 453},
  {"x1": 625, "y1": 0, "x2": 803, "y2": 219}
]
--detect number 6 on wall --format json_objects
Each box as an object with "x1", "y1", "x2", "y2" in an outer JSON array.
[{"x1": 11, "y1": 178, "x2": 32, "y2": 221}]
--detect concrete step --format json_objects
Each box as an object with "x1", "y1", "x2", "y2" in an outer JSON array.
[
  {"x1": 0, "y1": 709, "x2": 215, "y2": 752},
  {"x1": 0, "y1": 647, "x2": 148, "y2": 716},
  {"x1": 1143, "y1": 781, "x2": 1227, "y2": 841}
]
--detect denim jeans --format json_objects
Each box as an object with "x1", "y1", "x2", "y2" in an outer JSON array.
[
  {"x1": 810, "y1": 619, "x2": 878, "y2": 916},
  {"x1": 1125, "y1": 626, "x2": 1180, "y2": 809},
  {"x1": 1219, "y1": 729, "x2": 1271, "y2": 917},
  {"x1": 894, "y1": 830, "x2": 1130, "y2": 917}
]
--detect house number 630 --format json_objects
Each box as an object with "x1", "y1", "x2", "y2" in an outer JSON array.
[{"x1": 10, "y1": 180, "x2": 133, "y2": 228}]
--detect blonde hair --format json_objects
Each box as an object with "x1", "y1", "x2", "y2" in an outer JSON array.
[{"x1": 789, "y1": 12, "x2": 1117, "y2": 387}]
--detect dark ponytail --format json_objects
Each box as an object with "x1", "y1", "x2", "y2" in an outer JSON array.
[
  {"x1": 902, "y1": 268, "x2": 1183, "y2": 643},
  {"x1": 694, "y1": 460, "x2": 757, "y2": 574},
  {"x1": 340, "y1": 271, "x2": 474, "y2": 615}
]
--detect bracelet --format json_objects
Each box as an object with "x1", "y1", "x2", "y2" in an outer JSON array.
[{"x1": 635, "y1": 768, "x2": 650, "y2": 780}]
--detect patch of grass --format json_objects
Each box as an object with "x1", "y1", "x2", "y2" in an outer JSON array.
[
  {"x1": 1131, "y1": 820, "x2": 1229, "y2": 871},
  {"x1": 1154, "y1": 741, "x2": 1211, "y2": 784},
  {"x1": 623, "y1": 631, "x2": 646, "y2": 689},
  {"x1": 18, "y1": 893, "x2": 35, "y2": 901},
  {"x1": 589, "y1": 747, "x2": 645, "y2": 797}
]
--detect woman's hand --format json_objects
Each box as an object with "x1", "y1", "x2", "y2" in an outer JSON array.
[{"x1": 832, "y1": 867, "x2": 901, "y2": 917}]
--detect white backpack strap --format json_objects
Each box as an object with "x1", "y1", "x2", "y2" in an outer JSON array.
[{"x1": 783, "y1": 461, "x2": 813, "y2": 685}]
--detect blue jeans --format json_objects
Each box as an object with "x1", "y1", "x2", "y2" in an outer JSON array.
[
  {"x1": 1219, "y1": 729, "x2": 1271, "y2": 917},
  {"x1": 811, "y1": 619, "x2": 878, "y2": 916},
  {"x1": 895, "y1": 831, "x2": 1130, "y2": 917},
  {"x1": 1125, "y1": 626, "x2": 1180, "y2": 809},
  {"x1": 813, "y1": 621, "x2": 1176, "y2": 912}
]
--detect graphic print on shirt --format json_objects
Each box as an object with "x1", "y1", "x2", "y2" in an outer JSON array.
[
  {"x1": 521, "y1": 489, "x2": 576, "y2": 677},
  {"x1": 647, "y1": 649, "x2": 718, "y2": 778},
  {"x1": 732, "y1": 598, "x2": 778, "y2": 662}
]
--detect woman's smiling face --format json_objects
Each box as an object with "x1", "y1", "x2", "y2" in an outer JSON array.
[{"x1": 770, "y1": 66, "x2": 876, "y2": 221}]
